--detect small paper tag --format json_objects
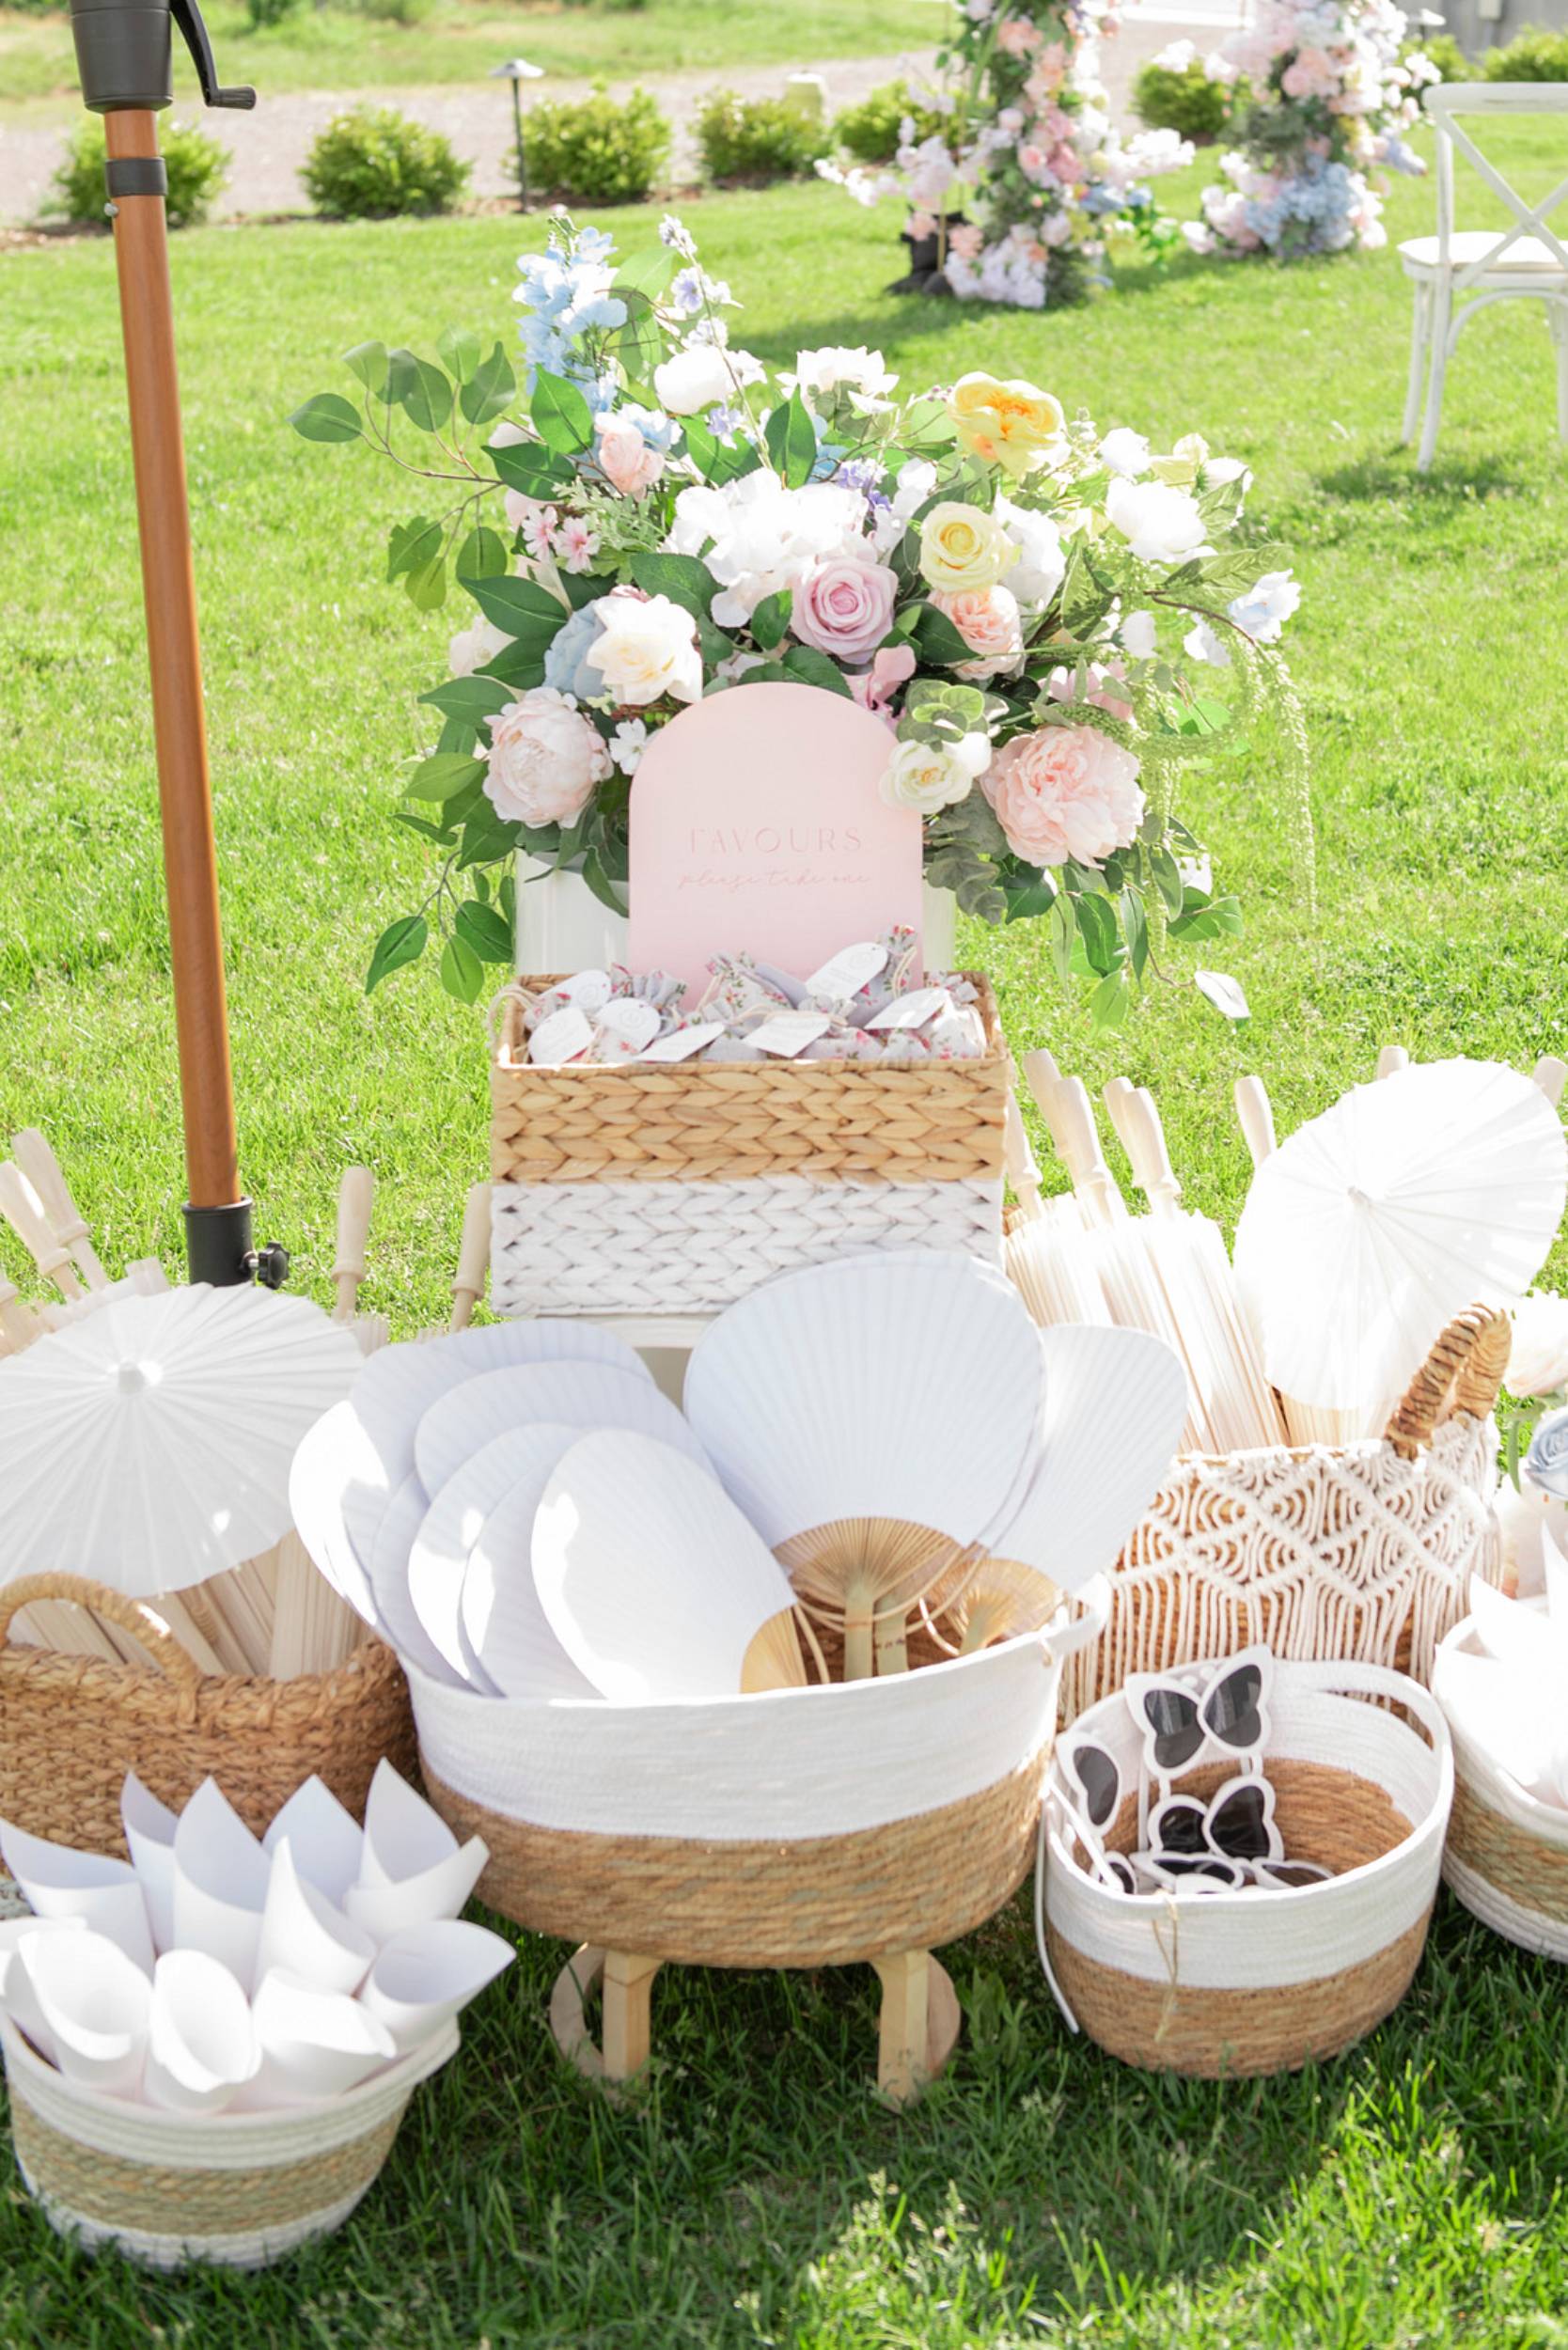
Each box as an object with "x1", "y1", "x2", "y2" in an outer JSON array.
[
  {"x1": 556, "y1": 968, "x2": 612, "y2": 1015},
  {"x1": 806, "y1": 941, "x2": 889, "y2": 1001},
  {"x1": 638, "y1": 1022, "x2": 727, "y2": 1063},
  {"x1": 867, "y1": 986, "x2": 952, "y2": 1032},
  {"x1": 594, "y1": 998, "x2": 662, "y2": 1052},
  {"x1": 529, "y1": 1006, "x2": 595, "y2": 1065},
  {"x1": 750, "y1": 1010, "x2": 835, "y2": 1058}
]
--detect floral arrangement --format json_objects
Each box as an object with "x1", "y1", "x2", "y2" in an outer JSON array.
[
  {"x1": 290, "y1": 215, "x2": 1310, "y2": 1027},
  {"x1": 819, "y1": 0, "x2": 1192, "y2": 307},
  {"x1": 1184, "y1": 0, "x2": 1433, "y2": 258}
]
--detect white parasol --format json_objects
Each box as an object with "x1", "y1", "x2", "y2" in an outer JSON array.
[
  {"x1": 0, "y1": 1284, "x2": 361, "y2": 1596},
  {"x1": 1234, "y1": 1058, "x2": 1567, "y2": 1415}
]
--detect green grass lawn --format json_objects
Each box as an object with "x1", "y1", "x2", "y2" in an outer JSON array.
[
  {"x1": 0, "y1": 0, "x2": 922, "y2": 107},
  {"x1": 3, "y1": 147, "x2": 1568, "y2": 2342}
]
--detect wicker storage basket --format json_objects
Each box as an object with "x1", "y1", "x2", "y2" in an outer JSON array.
[
  {"x1": 1434, "y1": 1612, "x2": 1568, "y2": 1959},
  {"x1": 1041, "y1": 1658, "x2": 1453, "y2": 2077},
  {"x1": 412, "y1": 1599, "x2": 1104, "y2": 2100},
  {"x1": 488, "y1": 975, "x2": 1010, "y2": 1315},
  {"x1": 0, "y1": 1574, "x2": 415, "y2": 1861},
  {"x1": 1, "y1": 2013, "x2": 455, "y2": 2270},
  {"x1": 1061, "y1": 1307, "x2": 1510, "y2": 1720}
]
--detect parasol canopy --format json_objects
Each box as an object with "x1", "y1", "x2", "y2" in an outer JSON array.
[
  {"x1": 0, "y1": 1285, "x2": 360, "y2": 1595},
  {"x1": 1234, "y1": 1058, "x2": 1567, "y2": 1414}
]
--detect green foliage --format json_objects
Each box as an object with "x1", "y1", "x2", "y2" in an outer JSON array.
[
  {"x1": 520, "y1": 84, "x2": 671, "y2": 206},
  {"x1": 1405, "y1": 30, "x2": 1472, "y2": 83},
  {"x1": 695, "y1": 89, "x2": 833, "y2": 185},
  {"x1": 303, "y1": 106, "x2": 470, "y2": 220},
  {"x1": 1133, "y1": 57, "x2": 1235, "y2": 146},
  {"x1": 245, "y1": 0, "x2": 303, "y2": 29},
  {"x1": 830, "y1": 77, "x2": 944, "y2": 165},
  {"x1": 1483, "y1": 24, "x2": 1568, "y2": 78},
  {"x1": 47, "y1": 115, "x2": 229, "y2": 230}
]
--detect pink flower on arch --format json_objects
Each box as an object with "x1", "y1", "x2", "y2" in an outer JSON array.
[{"x1": 982, "y1": 724, "x2": 1145, "y2": 869}]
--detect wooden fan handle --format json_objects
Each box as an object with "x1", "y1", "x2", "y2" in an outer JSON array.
[
  {"x1": 0, "y1": 1573, "x2": 208, "y2": 1684},
  {"x1": 0, "y1": 1166, "x2": 83, "y2": 1298},
  {"x1": 450, "y1": 1183, "x2": 492, "y2": 1331},
  {"x1": 1383, "y1": 1305, "x2": 1513, "y2": 1459},
  {"x1": 10, "y1": 1133, "x2": 109, "y2": 1289},
  {"x1": 1234, "y1": 1075, "x2": 1277, "y2": 1168},
  {"x1": 1002, "y1": 1096, "x2": 1043, "y2": 1218},
  {"x1": 1039, "y1": 1078, "x2": 1123, "y2": 1224},
  {"x1": 1533, "y1": 1055, "x2": 1566, "y2": 1108},
  {"x1": 333, "y1": 1165, "x2": 374, "y2": 1320},
  {"x1": 1375, "y1": 1044, "x2": 1408, "y2": 1081}
]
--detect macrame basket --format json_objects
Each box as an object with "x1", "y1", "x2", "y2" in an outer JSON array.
[
  {"x1": 1434, "y1": 1612, "x2": 1568, "y2": 1960},
  {"x1": 0, "y1": 1574, "x2": 416, "y2": 1862},
  {"x1": 1, "y1": 2013, "x2": 456, "y2": 2271},
  {"x1": 411, "y1": 1600, "x2": 1103, "y2": 2103},
  {"x1": 1041, "y1": 1658, "x2": 1453, "y2": 2077},
  {"x1": 488, "y1": 975, "x2": 1009, "y2": 1316},
  {"x1": 1060, "y1": 1307, "x2": 1510, "y2": 1721}
]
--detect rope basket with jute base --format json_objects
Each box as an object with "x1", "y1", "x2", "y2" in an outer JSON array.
[
  {"x1": 0, "y1": 1574, "x2": 415, "y2": 1862},
  {"x1": 1040, "y1": 1659, "x2": 1452, "y2": 2077},
  {"x1": 411, "y1": 1589, "x2": 1106, "y2": 2107},
  {"x1": 1061, "y1": 1307, "x2": 1511, "y2": 1721},
  {"x1": 1434, "y1": 1611, "x2": 1568, "y2": 1959},
  {"x1": 488, "y1": 976, "x2": 1009, "y2": 1316},
  {"x1": 1, "y1": 2014, "x2": 455, "y2": 2271}
]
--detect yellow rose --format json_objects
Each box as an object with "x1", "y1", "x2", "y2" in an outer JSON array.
[
  {"x1": 917, "y1": 501, "x2": 1019, "y2": 595},
  {"x1": 948, "y1": 372, "x2": 1065, "y2": 478}
]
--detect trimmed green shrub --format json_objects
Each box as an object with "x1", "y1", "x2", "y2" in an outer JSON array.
[
  {"x1": 348, "y1": 0, "x2": 438, "y2": 24},
  {"x1": 830, "y1": 78, "x2": 944, "y2": 166},
  {"x1": 1404, "y1": 30, "x2": 1471, "y2": 82},
  {"x1": 696, "y1": 89, "x2": 832, "y2": 185},
  {"x1": 246, "y1": 0, "x2": 303, "y2": 29},
  {"x1": 48, "y1": 115, "x2": 229, "y2": 228},
  {"x1": 1483, "y1": 24, "x2": 1568, "y2": 78},
  {"x1": 304, "y1": 107, "x2": 470, "y2": 219},
  {"x1": 521, "y1": 84, "x2": 670, "y2": 206},
  {"x1": 1132, "y1": 55, "x2": 1233, "y2": 145}
]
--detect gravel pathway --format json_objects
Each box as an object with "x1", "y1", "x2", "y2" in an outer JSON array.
[{"x1": 0, "y1": 17, "x2": 1235, "y2": 227}]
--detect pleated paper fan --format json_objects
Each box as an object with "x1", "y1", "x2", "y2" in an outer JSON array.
[
  {"x1": 0, "y1": 1285, "x2": 361, "y2": 1596},
  {"x1": 1234, "y1": 1059, "x2": 1567, "y2": 1412}
]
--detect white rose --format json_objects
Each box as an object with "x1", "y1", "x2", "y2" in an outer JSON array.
[
  {"x1": 447, "y1": 617, "x2": 510, "y2": 678},
  {"x1": 1105, "y1": 475, "x2": 1209, "y2": 565},
  {"x1": 665, "y1": 474, "x2": 863, "y2": 628},
  {"x1": 1509, "y1": 1292, "x2": 1568, "y2": 1400},
  {"x1": 881, "y1": 733, "x2": 991, "y2": 814},
  {"x1": 1120, "y1": 608, "x2": 1158, "y2": 659},
  {"x1": 1099, "y1": 428, "x2": 1151, "y2": 478},
  {"x1": 996, "y1": 494, "x2": 1066, "y2": 605},
  {"x1": 787, "y1": 345, "x2": 898, "y2": 403},
  {"x1": 584, "y1": 591, "x2": 702, "y2": 708},
  {"x1": 653, "y1": 344, "x2": 737, "y2": 416}
]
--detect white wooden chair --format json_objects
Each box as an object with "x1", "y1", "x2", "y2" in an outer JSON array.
[{"x1": 1401, "y1": 84, "x2": 1568, "y2": 471}]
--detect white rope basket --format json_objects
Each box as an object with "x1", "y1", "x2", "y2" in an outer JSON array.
[
  {"x1": 1, "y1": 2016, "x2": 457, "y2": 2271},
  {"x1": 1040, "y1": 1660, "x2": 1453, "y2": 2077},
  {"x1": 1434, "y1": 1615, "x2": 1568, "y2": 1960},
  {"x1": 491, "y1": 1175, "x2": 1003, "y2": 1316}
]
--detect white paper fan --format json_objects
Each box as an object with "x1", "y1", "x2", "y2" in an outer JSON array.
[
  {"x1": 1234, "y1": 1059, "x2": 1567, "y2": 1412},
  {"x1": 0, "y1": 1286, "x2": 361, "y2": 1596},
  {"x1": 407, "y1": 1425, "x2": 594, "y2": 1685},
  {"x1": 290, "y1": 1400, "x2": 400, "y2": 1640},
  {"x1": 986, "y1": 1324, "x2": 1188, "y2": 1591},
  {"x1": 366, "y1": 1474, "x2": 467, "y2": 1687},
  {"x1": 413, "y1": 1361, "x2": 705, "y2": 1499},
  {"x1": 460, "y1": 1457, "x2": 603, "y2": 1701},
  {"x1": 341, "y1": 1321, "x2": 651, "y2": 1564},
  {"x1": 531, "y1": 1432, "x2": 806, "y2": 1700},
  {"x1": 682, "y1": 1250, "x2": 1043, "y2": 1544}
]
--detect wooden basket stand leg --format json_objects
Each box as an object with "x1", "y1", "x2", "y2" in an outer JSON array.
[
  {"x1": 872, "y1": 1950, "x2": 962, "y2": 2107},
  {"x1": 549, "y1": 1946, "x2": 663, "y2": 2095}
]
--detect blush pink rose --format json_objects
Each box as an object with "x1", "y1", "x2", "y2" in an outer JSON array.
[
  {"x1": 933, "y1": 585, "x2": 1025, "y2": 680},
  {"x1": 483, "y1": 686, "x2": 611, "y2": 827},
  {"x1": 982, "y1": 724, "x2": 1145, "y2": 869},
  {"x1": 790, "y1": 556, "x2": 900, "y2": 665},
  {"x1": 595, "y1": 416, "x2": 665, "y2": 499},
  {"x1": 948, "y1": 221, "x2": 985, "y2": 261},
  {"x1": 1282, "y1": 46, "x2": 1339, "y2": 99},
  {"x1": 849, "y1": 642, "x2": 917, "y2": 726},
  {"x1": 997, "y1": 16, "x2": 1043, "y2": 52}
]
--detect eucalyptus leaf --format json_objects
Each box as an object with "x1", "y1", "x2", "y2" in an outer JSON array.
[
  {"x1": 366, "y1": 915, "x2": 428, "y2": 993},
  {"x1": 455, "y1": 900, "x2": 514, "y2": 964},
  {"x1": 460, "y1": 342, "x2": 516, "y2": 426},
  {"x1": 437, "y1": 325, "x2": 483, "y2": 387},
  {"x1": 289, "y1": 393, "x2": 362, "y2": 445},
  {"x1": 439, "y1": 933, "x2": 485, "y2": 1005},
  {"x1": 406, "y1": 751, "x2": 486, "y2": 803},
  {"x1": 531, "y1": 368, "x2": 595, "y2": 455}
]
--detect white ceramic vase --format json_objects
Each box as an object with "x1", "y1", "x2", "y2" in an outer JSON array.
[{"x1": 512, "y1": 856, "x2": 959, "y2": 979}]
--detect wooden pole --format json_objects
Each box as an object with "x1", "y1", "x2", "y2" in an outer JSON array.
[{"x1": 104, "y1": 108, "x2": 240, "y2": 1215}]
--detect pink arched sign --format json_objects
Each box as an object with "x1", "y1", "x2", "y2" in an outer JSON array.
[{"x1": 626, "y1": 682, "x2": 924, "y2": 994}]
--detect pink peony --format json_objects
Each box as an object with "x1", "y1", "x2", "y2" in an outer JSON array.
[
  {"x1": 849, "y1": 643, "x2": 917, "y2": 726},
  {"x1": 1281, "y1": 46, "x2": 1340, "y2": 100},
  {"x1": 483, "y1": 687, "x2": 611, "y2": 827},
  {"x1": 790, "y1": 555, "x2": 900, "y2": 665},
  {"x1": 948, "y1": 221, "x2": 985, "y2": 261},
  {"x1": 982, "y1": 724, "x2": 1145, "y2": 869},
  {"x1": 933, "y1": 585, "x2": 1025, "y2": 680},
  {"x1": 595, "y1": 416, "x2": 665, "y2": 499},
  {"x1": 997, "y1": 15, "x2": 1043, "y2": 52}
]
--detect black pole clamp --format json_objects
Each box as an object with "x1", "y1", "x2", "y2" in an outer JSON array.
[
  {"x1": 70, "y1": 0, "x2": 255, "y2": 116},
  {"x1": 104, "y1": 155, "x2": 166, "y2": 198},
  {"x1": 183, "y1": 1199, "x2": 290, "y2": 1290}
]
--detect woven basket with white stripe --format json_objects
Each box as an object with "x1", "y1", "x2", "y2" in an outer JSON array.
[
  {"x1": 489, "y1": 975, "x2": 1009, "y2": 1316},
  {"x1": 1434, "y1": 1613, "x2": 1568, "y2": 1960}
]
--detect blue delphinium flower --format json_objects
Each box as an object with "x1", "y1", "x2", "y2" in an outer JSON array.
[
  {"x1": 617, "y1": 401, "x2": 678, "y2": 454},
  {"x1": 542, "y1": 602, "x2": 607, "y2": 699}
]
